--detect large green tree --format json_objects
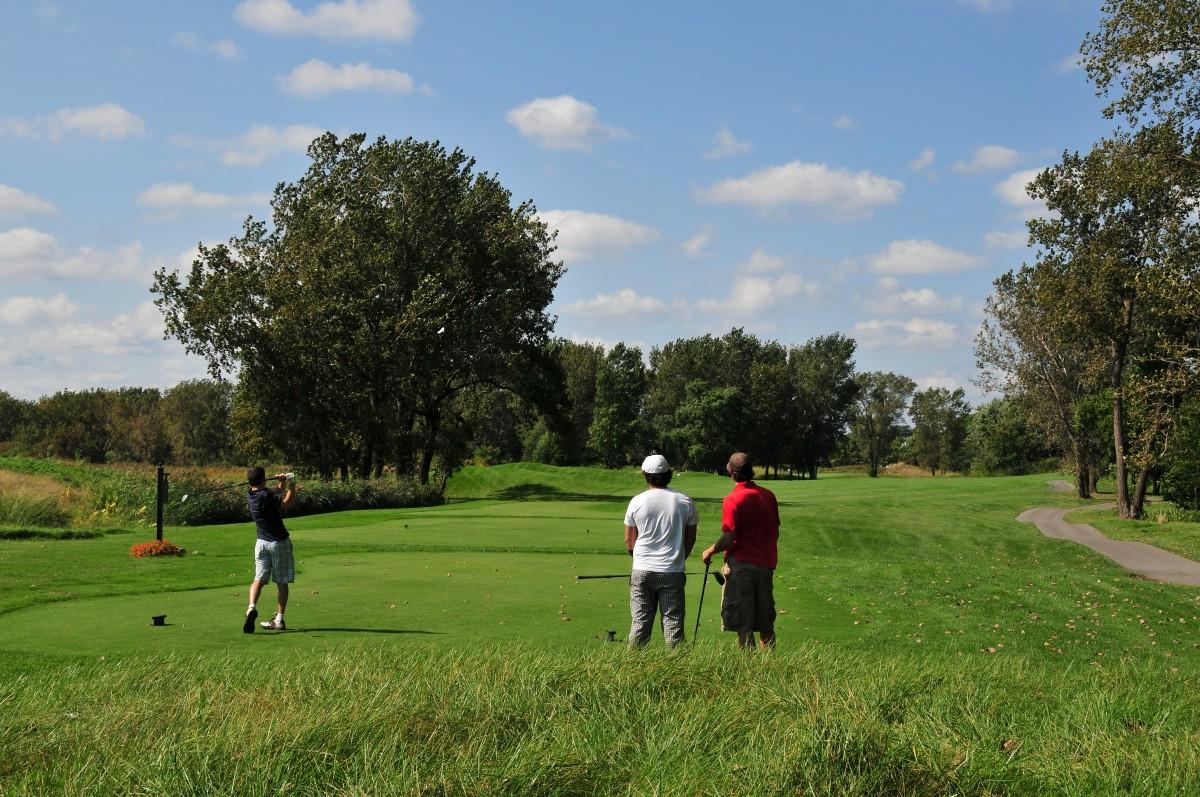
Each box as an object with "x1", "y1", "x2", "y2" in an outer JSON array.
[
  {"x1": 160, "y1": 380, "x2": 234, "y2": 465},
  {"x1": 586, "y1": 343, "x2": 647, "y2": 468},
  {"x1": 910, "y1": 387, "x2": 970, "y2": 477},
  {"x1": 788, "y1": 334, "x2": 858, "y2": 480},
  {"x1": 849, "y1": 372, "x2": 915, "y2": 478},
  {"x1": 153, "y1": 133, "x2": 562, "y2": 484}
]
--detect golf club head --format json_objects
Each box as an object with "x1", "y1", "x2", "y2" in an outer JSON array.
[
  {"x1": 179, "y1": 494, "x2": 190, "y2": 504},
  {"x1": 712, "y1": 571, "x2": 726, "y2": 586}
]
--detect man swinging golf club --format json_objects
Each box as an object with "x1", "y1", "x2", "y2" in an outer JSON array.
[
  {"x1": 701, "y1": 452, "x2": 780, "y2": 650},
  {"x1": 243, "y1": 467, "x2": 296, "y2": 633},
  {"x1": 623, "y1": 454, "x2": 699, "y2": 647}
]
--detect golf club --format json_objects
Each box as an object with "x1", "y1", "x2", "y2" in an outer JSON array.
[
  {"x1": 692, "y1": 559, "x2": 711, "y2": 644},
  {"x1": 576, "y1": 572, "x2": 701, "y2": 580},
  {"x1": 180, "y1": 472, "x2": 294, "y2": 503}
]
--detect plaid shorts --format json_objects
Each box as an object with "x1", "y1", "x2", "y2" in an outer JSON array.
[
  {"x1": 629, "y1": 569, "x2": 687, "y2": 647},
  {"x1": 720, "y1": 559, "x2": 775, "y2": 634},
  {"x1": 254, "y1": 538, "x2": 294, "y2": 584}
]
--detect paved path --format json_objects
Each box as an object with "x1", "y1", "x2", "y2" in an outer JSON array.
[{"x1": 1017, "y1": 496, "x2": 1200, "y2": 587}]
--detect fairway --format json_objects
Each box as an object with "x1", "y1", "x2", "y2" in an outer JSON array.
[{"x1": 4, "y1": 464, "x2": 1198, "y2": 661}]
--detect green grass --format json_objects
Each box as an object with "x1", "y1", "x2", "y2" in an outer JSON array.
[{"x1": 3, "y1": 464, "x2": 1200, "y2": 794}]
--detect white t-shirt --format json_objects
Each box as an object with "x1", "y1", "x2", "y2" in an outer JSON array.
[{"x1": 624, "y1": 487, "x2": 699, "y2": 573}]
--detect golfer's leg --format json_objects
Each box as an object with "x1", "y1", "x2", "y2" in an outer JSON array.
[
  {"x1": 248, "y1": 580, "x2": 265, "y2": 606},
  {"x1": 628, "y1": 571, "x2": 654, "y2": 646},
  {"x1": 658, "y1": 573, "x2": 686, "y2": 647},
  {"x1": 738, "y1": 631, "x2": 757, "y2": 649},
  {"x1": 276, "y1": 583, "x2": 289, "y2": 614}
]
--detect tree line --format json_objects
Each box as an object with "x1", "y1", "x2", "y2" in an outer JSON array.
[
  {"x1": 0, "y1": 329, "x2": 1056, "y2": 482},
  {"x1": 976, "y1": 0, "x2": 1200, "y2": 516}
]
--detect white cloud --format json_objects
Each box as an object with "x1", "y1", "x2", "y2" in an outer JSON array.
[
  {"x1": 278, "y1": 59, "x2": 416, "y2": 96},
  {"x1": 953, "y1": 144, "x2": 1019, "y2": 174},
  {"x1": 696, "y1": 272, "x2": 820, "y2": 316},
  {"x1": 25, "y1": 301, "x2": 164, "y2": 357},
  {"x1": 705, "y1": 127, "x2": 751, "y2": 160},
  {"x1": 234, "y1": 0, "x2": 417, "y2": 41},
  {"x1": 915, "y1": 370, "x2": 966, "y2": 391},
  {"x1": 959, "y1": 0, "x2": 1013, "y2": 11},
  {"x1": 212, "y1": 39, "x2": 240, "y2": 59},
  {"x1": 995, "y1": 168, "x2": 1051, "y2": 218},
  {"x1": 862, "y1": 285, "x2": 963, "y2": 315},
  {"x1": 909, "y1": 147, "x2": 935, "y2": 171},
  {"x1": 697, "y1": 160, "x2": 903, "y2": 219},
  {"x1": 1053, "y1": 53, "x2": 1083, "y2": 73},
  {"x1": 681, "y1": 225, "x2": 715, "y2": 257},
  {"x1": 738, "y1": 248, "x2": 785, "y2": 274},
  {"x1": 172, "y1": 31, "x2": 200, "y2": 49},
  {"x1": 853, "y1": 318, "x2": 959, "y2": 349},
  {"x1": 0, "y1": 293, "x2": 79, "y2": 325},
  {"x1": 0, "y1": 227, "x2": 146, "y2": 280},
  {"x1": 867, "y1": 239, "x2": 982, "y2": 275},
  {"x1": 174, "y1": 32, "x2": 241, "y2": 59},
  {"x1": 564, "y1": 289, "x2": 667, "y2": 318},
  {"x1": 832, "y1": 114, "x2": 858, "y2": 130},
  {"x1": 0, "y1": 103, "x2": 145, "y2": 140},
  {"x1": 171, "y1": 124, "x2": 325, "y2": 167},
  {"x1": 538, "y1": 209, "x2": 659, "y2": 263},
  {"x1": 506, "y1": 96, "x2": 626, "y2": 152},
  {"x1": 984, "y1": 230, "x2": 1027, "y2": 248},
  {"x1": 0, "y1": 185, "x2": 55, "y2": 215},
  {"x1": 136, "y1": 182, "x2": 271, "y2": 210}
]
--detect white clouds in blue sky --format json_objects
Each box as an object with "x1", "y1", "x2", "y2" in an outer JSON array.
[{"x1": 0, "y1": 0, "x2": 1111, "y2": 400}]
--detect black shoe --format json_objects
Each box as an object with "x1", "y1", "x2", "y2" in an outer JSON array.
[{"x1": 243, "y1": 607, "x2": 258, "y2": 634}]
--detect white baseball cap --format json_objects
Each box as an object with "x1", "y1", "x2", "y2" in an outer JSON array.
[{"x1": 641, "y1": 454, "x2": 670, "y2": 474}]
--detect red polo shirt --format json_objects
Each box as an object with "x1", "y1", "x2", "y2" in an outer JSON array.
[{"x1": 721, "y1": 480, "x2": 780, "y2": 569}]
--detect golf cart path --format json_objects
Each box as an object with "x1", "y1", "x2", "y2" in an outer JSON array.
[{"x1": 1018, "y1": 481, "x2": 1200, "y2": 587}]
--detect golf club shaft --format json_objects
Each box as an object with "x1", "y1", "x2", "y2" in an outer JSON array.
[
  {"x1": 576, "y1": 572, "x2": 701, "y2": 580},
  {"x1": 693, "y1": 560, "x2": 711, "y2": 644},
  {"x1": 181, "y1": 473, "x2": 294, "y2": 501}
]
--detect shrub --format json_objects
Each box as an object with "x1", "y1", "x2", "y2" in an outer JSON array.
[
  {"x1": 129, "y1": 539, "x2": 185, "y2": 558},
  {"x1": 165, "y1": 475, "x2": 444, "y2": 526}
]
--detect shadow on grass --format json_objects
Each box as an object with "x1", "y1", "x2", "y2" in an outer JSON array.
[
  {"x1": 491, "y1": 483, "x2": 722, "y2": 505},
  {"x1": 285, "y1": 628, "x2": 443, "y2": 635}
]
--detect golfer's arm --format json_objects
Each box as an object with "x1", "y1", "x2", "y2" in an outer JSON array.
[
  {"x1": 710, "y1": 531, "x2": 735, "y2": 554},
  {"x1": 624, "y1": 525, "x2": 637, "y2": 555},
  {"x1": 684, "y1": 524, "x2": 697, "y2": 557},
  {"x1": 281, "y1": 483, "x2": 296, "y2": 509}
]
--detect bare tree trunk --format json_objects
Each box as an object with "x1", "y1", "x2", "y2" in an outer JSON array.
[
  {"x1": 1111, "y1": 309, "x2": 1133, "y2": 518},
  {"x1": 1072, "y1": 440, "x2": 1090, "y2": 499},
  {"x1": 1132, "y1": 468, "x2": 1150, "y2": 520}
]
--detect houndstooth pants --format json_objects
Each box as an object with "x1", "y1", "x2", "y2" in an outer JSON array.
[{"x1": 629, "y1": 570, "x2": 687, "y2": 647}]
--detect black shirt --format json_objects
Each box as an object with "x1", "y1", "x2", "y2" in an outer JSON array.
[{"x1": 248, "y1": 488, "x2": 289, "y2": 542}]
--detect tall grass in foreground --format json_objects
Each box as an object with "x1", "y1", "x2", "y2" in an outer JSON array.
[{"x1": 2, "y1": 644, "x2": 1196, "y2": 796}]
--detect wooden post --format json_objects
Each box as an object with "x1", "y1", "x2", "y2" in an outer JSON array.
[{"x1": 156, "y1": 464, "x2": 166, "y2": 542}]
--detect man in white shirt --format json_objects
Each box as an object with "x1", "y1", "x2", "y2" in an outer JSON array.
[{"x1": 624, "y1": 453, "x2": 699, "y2": 647}]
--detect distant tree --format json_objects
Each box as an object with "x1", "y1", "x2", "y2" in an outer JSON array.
[
  {"x1": 747, "y1": 343, "x2": 791, "y2": 476},
  {"x1": 28, "y1": 390, "x2": 115, "y2": 463},
  {"x1": 587, "y1": 343, "x2": 647, "y2": 468},
  {"x1": 668, "y1": 381, "x2": 746, "y2": 474},
  {"x1": 965, "y1": 398, "x2": 1057, "y2": 475},
  {"x1": 849, "y1": 372, "x2": 916, "y2": 477},
  {"x1": 1162, "y1": 397, "x2": 1200, "y2": 510},
  {"x1": 108, "y1": 388, "x2": 170, "y2": 463},
  {"x1": 0, "y1": 390, "x2": 32, "y2": 444},
  {"x1": 910, "y1": 387, "x2": 970, "y2": 476},
  {"x1": 788, "y1": 334, "x2": 858, "y2": 479},
  {"x1": 160, "y1": 380, "x2": 234, "y2": 464},
  {"x1": 552, "y1": 339, "x2": 603, "y2": 464},
  {"x1": 153, "y1": 133, "x2": 562, "y2": 484}
]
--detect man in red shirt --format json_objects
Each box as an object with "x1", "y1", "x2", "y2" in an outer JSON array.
[{"x1": 701, "y1": 451, "x2": 780, "y2": 649}]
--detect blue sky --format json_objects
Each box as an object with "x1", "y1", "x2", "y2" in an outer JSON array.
[{"x1": 1, "y1": 0, "x2": 1113, "y2": 401}]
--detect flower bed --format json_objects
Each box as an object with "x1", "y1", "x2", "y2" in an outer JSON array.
[{"x1": 129, "y1": 540, "x2": 185, "y2": 558}]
